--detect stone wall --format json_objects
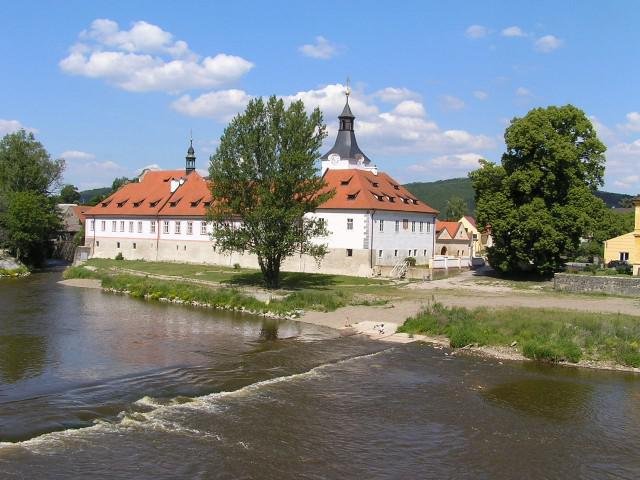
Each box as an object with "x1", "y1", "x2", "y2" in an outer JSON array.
[{"x1": 554, "y1": 273, "x2": 640, "y2": 297}]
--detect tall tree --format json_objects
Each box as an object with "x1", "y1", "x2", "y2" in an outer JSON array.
[
  {"x1": 208, "y1": 96, "x2": 333, "y2": 288},
  {"x1": 0, "y1": 130, "x2": 64, "y2": 266},
  {"x1": 59, "y1": 184, "x2": 80, "y2": 203},
  {"x1": 444, "y1": 196, "x2": 467, "y2": 220},
  {"x1": 470, "y1": 105, "x2": 606, "y2": 276}
]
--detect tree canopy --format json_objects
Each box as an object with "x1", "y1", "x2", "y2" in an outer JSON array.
[
  {"x1": 208, "y1": 96, "x2": 333, "y2": 288},
  {"x1": 59, "y1": 184, "x2": 80, "y2": 204},
  {"x1": 470, "y1": 105, "x2": 607, "y2": 276},
  {"x1": 444, "y1": 196, "x2": 467, "y2": 221},
  {"x1": 0, "y1": 130, "x2": 63, "y2": 266}
]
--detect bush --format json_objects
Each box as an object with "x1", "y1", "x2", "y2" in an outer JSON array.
[
  {"x1": 616, "y1": 263, "x2": 632, "y2": 275},
  {"x1": 405, "y1": 257, "x2": 416, "y2": 267},
  {"x1": 522, "y1": 339, "x2": 582, "y2": 363},
  {"x1": 233, "y1": 263, "x2": 241, "y2": 270},
  {"x1": 115, "y1": 252, "x2": 124, "y2": 261}
]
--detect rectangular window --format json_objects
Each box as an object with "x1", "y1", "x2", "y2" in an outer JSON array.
[
  {"x1": 129, "y1": 221, "x2": 134, "y2": 233},
  {"x1": 90, "y1": 220, "x2": 95, "y2": 231},
  {"x1": 200, "y1": 222, "x2": 207, "y2": 235},
  {"x1": 395, "y1": 220, "x2": 400, "y2": 232},
  {"x1": 394, "y1": 249, "x2": 398, "y2": 257},
  {"x1": 379, "y1": 220, "x2": 384, "y2": 232},
  {"x1": 413, "y1": 249, "x2": 417, "y2": 256},
  {"x1": 346, "y1": 248, "x2": 353, "y2": 257},
  {"x1": 175, "y1": 221, "x2": 181, "y2": 234},
  {"x1": 101, "y1": 220, "x2": 106, "y2": 231},
  {"x1": 112, "y1": 220, "x2": 116, "y2": 232},
  {"x1": 378, "y1": 250, "x2": 383, "y2": 258},
  {"x1": 411, "y1": 221, "x2": 416, "y2": 232},
  {"x1": 117, "y1": 241, "x2": 120, "y2": 248},
  {"x1": 620, "y1": 252, "x2": 630, "y2": 262},
  {"x1": 163, "y1": 221, "x2": 169, "y2": 234},
  {"x1": 347, "y1": 218, "x2": 353, "y2": 230},
  {"x1": 423, "y1": 249, "x2": 427, "y2": 257},
  {"x1": 133, "y1": 242, "x2": 136, "y2": 249},
  {"x1": 150, "y1": 220, "x2": 156, "y2": 234},
  {"x1": 137, "y1": 221, "x2": 143, "y2": 233},
  {"x1": 419, "y1": 221, "x2": 423, "y2": 233},
  {"x1": 96, "y1": 241, "x2": 99, "y2": 247},
  {"x1": 427, "y1": 222, "x2": 431, "y2": 233},
  {"x1": 187, "y1": 221, "x2": 193, "y2": 235},
  {"x1": 403, "y1": 219, "x2": 409, "y2": 230},
  {"x1": 120, "y1": 221, "x2": 125, "y2": 232}
]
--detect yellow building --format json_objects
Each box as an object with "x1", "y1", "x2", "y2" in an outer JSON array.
[{"x1": 604, "y1": 199, "x2": 640, "y2": 275}]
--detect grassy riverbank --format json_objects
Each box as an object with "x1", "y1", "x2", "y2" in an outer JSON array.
[
  {"x1": 0, "y1": 266, "x2": 29, "y2": 277},
  {"x1": 398, "y1": 302, "x2": 640, "y2": 367}
]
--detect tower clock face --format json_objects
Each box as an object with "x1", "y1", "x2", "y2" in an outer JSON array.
[{"x1": 328, "y1": 153, "x2": 341, "y2": 164}]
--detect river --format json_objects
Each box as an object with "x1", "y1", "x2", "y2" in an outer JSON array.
[{"x1": 0, "y1": 269, "x2": 639, "y2": 479}]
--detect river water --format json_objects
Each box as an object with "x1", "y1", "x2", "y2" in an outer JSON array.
[{"x1": 0, "y1": 270, "x2": 639, "y2": 479}]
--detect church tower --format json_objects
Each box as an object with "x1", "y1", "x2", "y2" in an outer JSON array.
[
  {"x1": 185, "y1": 137, "x2": 196, "y2": 174},
  {"x1": 320, "y1": 83, "x2": 376, "y2": 174}
]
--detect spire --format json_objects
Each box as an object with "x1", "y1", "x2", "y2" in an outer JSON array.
[
  {"x1": 339, "y1": 79, "x2": 354, "y2": 130},
  {"x1": 185, "y1": 133, "x2": 196, "y2": 174},
  {"x1": 320, "y1": 79, "x2": 372, "y2": 169}
]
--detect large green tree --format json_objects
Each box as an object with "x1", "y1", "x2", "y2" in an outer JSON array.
[
  {"x1": 0, "y1": 130, "x2": 64, "y2": 265},
  {"x1": 470, "y1": 105, "x2": 606, "y2": 276},
  {"x1": 208, "y1": 96, "x2": 333, "y2": 288}
]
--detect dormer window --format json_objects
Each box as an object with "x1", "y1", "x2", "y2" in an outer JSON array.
[
  {"x1": 372, "y1": 182, "x2": 379, "y2": 187},
  {"x1": 149, "y1": 199, "x2": 161, "y2": 208},
  {"x1": 190, "y1": 198, "x2": 202, "y2": 207},
  {"x1": 100, "y1": 199, "x2": 112, "y2": 207},
  {"x1": 203, "y1": 201, "x2": 212, "y2": 207},
  {"x1": 340, "y1": 176, "x2": 353, "y2": 186},
  {"x1": 116, "y1": 199, "x2": 128, "y2": 208},
  {"x1": 133, "y1": 198, "x2": 145, "y2": 208},
  {"x1": 393, "y1": 184, "x2": 400, "y2": 190},
  {"x1": 347, "y1": 191, "x2": 359, "y2": 200},
  {"x1": 169, "y1": 198, "x2": 182, "y2": 207}
]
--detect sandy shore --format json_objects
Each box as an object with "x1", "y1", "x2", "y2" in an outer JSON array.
[{"x1": 58, "y1": 278, "x2": 103, "y2": 289}]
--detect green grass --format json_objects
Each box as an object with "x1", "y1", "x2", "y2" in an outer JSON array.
[
  {"x1": 397, "y1": 302, "x2": 640, "y2": 367},
  {"x1": 97, "y1": 274, "x2": 348, "y2": 315},
  {"x1": 0, "y1": 266, "x2": 29, "y2": 277}
]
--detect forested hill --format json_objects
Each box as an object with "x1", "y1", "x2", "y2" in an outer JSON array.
[
  {"x1": 404, "y1": 178, "x2": 633, "y2": 217},
  {"x1": 79, "y1": 187, "x2": 111, "y2": 204}
]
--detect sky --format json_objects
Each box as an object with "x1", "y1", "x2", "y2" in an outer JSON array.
[{"x1": 1, "y1": 0, "x2": 639, "y2": 193}]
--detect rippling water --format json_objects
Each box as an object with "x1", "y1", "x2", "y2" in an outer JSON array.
[{"x1": 1, "y1": 270, "x2": 639, "y2": 479}]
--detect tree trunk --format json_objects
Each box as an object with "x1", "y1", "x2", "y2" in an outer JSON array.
[{"x1": 260, "y1": 256, "x2": 281, "y2": 289}]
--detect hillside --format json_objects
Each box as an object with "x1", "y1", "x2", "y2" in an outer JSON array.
[
  {"x1": 79, "y1": 187, "x2": 111, "y2": 204},
  {"x1": 404, "y1": 178, "x2": 632, "y2": 218}
]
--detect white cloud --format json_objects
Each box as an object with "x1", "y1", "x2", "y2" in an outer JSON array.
[
  {"x1": 373, "y1": 87, "x2": 420, "y2": 103},
  {"x1": 282, "y1": 83, "x2": 494, "y2": 157},
  {"x1": 440, "y1": 95, "x2": 465, "y2": 111},
  {"x1": 171, "y1": 89, "x2": 252, "y2": 121},
  {"x1": 515, "y1": 87, "x2": 532, "y2": 97},
  {"x1": 136, "y1": 163, "x2": 161, "y2": 174},
  {"x1": 619, "y1": 112, "x2": 640, "y2": 133},
  {"x1": 473, "y1": 90, "x2": 489, "y2": 100},
  {"x1": 501, "y1": 26, "x2": 525, "y2": 37},
  {"x1": 60, "y1": 19, "x2": 253, "y2": 93},
  {"x1": 60, "y1": 150, "x2": 95, "y2": 160},
  {"x1": 614, "y1": 175, "x2": 640, "y2": 189},
  {"x1": 0, "y1": 119, "x2": 38, "y2": 136},
  {"x1": 534, "y1": 35, "x2": 563, "y2": 53},
  {"x1": 298, "y1": 36, "x2": 339, "y2": 59},
  {"x1": 465, "y1": 25, "x2": 489, "y2": 39},
  {"x1": 408, "y1": 153, "x2": 484, "y2": 173}
]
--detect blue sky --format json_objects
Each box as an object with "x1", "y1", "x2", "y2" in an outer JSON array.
[{"x1": 1, "y1": 0, "x2": 639, "y2": 193}]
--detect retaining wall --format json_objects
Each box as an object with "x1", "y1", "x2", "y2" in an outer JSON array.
[{"x1": 554, "y1": 273, "x2": 640, "y2": 297}]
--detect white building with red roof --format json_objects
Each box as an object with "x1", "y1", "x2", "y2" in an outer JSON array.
[{"x1": 84, "y1": 94, "x2": 438, "y2": 276}]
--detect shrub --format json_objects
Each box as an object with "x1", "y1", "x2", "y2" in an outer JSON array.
[
  {"x1": 233, "y1": 263, "x2": 241, "y2": 270},
  {"x1": 405, "y1": 257, "x2": 416, "y2": 267},
  {"x1": 115, "y1": 252, "x2": 124, "y2": 261}
]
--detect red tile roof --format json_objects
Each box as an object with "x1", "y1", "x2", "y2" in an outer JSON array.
[
  {"x1": 463, "y1": 215, "x2": 477, "y2": 228},
  {"x1": 71, "y1": 205, "x2": 91, "y2": 222},
  {"x1": 85, "y1": 170, "x2": 212, "y2": 217},
  {"x1": 86, "y1": 167, "x2": 438, "y2": 218},
  {"x1": 436, "y1": 220, "x2": 466, "y2": 238},
  {"x1": 318, "y1": 169, "x2": 438, "y2": 214}
]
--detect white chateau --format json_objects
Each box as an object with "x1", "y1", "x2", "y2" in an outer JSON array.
[{"x1": 84, "y1": 94, "x2": 438, "y2": 276}]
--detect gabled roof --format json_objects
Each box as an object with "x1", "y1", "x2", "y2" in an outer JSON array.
[
  {"x1": 85, "y1": 170, "x2": 212, "y2": 217},
  {"x1": 318, "y1": 169, "x2": 438, "y2": 214},
  {"x1": 462, "y1": 215, "x2": 477, "y2": 228},
  {"x1": 436, "y1": 220, "x2": 469, "y2": 239}
]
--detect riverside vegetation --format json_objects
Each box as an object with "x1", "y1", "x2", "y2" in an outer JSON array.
[
  {"x1": 64, "y1": 259, "x2": 640, "y2": 369},
  {"x1": 398, "y1": 302, "x2": 640, "y2": 367}
]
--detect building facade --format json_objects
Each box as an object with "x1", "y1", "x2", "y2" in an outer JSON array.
[
  {"x1": 603, "y1": 199, "x2": 640, "y2": 275},
  {"x1": 85, "y1": 94, "x2": 438, "y2": 276}
]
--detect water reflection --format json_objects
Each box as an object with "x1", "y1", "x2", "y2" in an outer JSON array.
[
  {"x1": 0, "y1": 335, "x2": 47, "y2": 383},
  {"x1": 483, "y1": 378, "x2": 593, "y2": 421},
  {"x1": 259, "y1": 318, "x2": 279, "y2": 341}
]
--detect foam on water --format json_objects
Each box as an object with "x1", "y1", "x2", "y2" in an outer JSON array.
[{"x1": 0, "y1": 347, "x2": 394, "y2": 454}]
